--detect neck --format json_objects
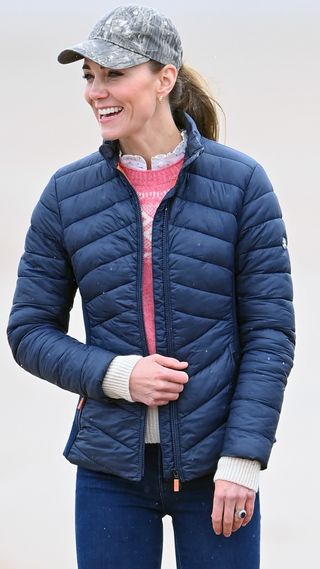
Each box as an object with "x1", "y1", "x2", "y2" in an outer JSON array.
[{"x1": 119, "y1": 112, "x2": 182, "y2": 170}]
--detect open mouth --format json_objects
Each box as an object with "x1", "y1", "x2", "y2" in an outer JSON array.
[{"x1": 98, "y1": 106, "x2": 124, "y2": 120}]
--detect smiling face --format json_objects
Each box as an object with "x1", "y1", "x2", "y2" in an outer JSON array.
[{"x1": 83, "y1": 59, "x2": 169, "y2": 146}]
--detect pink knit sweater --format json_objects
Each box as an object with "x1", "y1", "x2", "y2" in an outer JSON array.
[{"x1": 121, "y1": 159, "x2": 184, "y2": 354}]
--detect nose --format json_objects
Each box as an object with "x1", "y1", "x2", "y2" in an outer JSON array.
[{"x1": 88, "y1": 77, "x2": 109, "y2": 101}]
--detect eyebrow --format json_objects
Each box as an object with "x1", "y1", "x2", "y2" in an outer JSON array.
[{"x1": 82, "y1": 63, "x2": 107, "y2": 70}]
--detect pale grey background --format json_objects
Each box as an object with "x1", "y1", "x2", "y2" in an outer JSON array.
[{"x1": 1, "y1": 1, "x2": 318, "y2": 567}]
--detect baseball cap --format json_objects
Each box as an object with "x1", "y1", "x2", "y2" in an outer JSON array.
[{"x1": 57, "y1": 5, "x2": 183, "y2": 70}]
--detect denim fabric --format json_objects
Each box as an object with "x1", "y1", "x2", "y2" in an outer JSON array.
[{"x1": 76, "y1": 444, "x2": 260, "y2": 569}]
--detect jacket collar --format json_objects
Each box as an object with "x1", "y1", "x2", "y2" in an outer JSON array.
[{"x1": 99, "y1": 113, "x2": 204, "y2": 167}]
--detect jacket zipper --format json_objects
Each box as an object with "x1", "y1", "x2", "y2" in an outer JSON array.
[
  {"x1": 119, "y1": 162, "x2": 199, "y2": 486},
  {"x1": 162, "y1": 204, "x2": 182, "y2": 491},
  {"x1": 118, "y1": 167, "x2": 149, "y2": 479},
  {"x1": 101, "y1": 137, "x2": 204, "y2": 483}
]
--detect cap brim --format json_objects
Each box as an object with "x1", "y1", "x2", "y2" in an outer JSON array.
[{"x1": 58, "y1": 38, "x2": 150, "y2": 69}]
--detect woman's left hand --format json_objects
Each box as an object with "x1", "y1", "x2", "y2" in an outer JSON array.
[{"x1": 211, "y1": 480, "x2": 256, "y2": 537}]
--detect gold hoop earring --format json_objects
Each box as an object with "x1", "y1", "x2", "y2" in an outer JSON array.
[{"x1": 158, "y1": 95, "x2": 164, "y2": 103}]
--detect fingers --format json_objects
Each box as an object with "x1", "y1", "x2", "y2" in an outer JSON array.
[
  {"x1": 129, "y1": 354, "x2": 189, "y2": 406},
  {"x1": 156, "y1": 364, "x2": 189, "y2": 385},
  {"x1": 157, "y1": 377, "x2": 186, "y2": 393},
  {"x1": 156, "y1": 396, "x2": 179, "y2": 406},
  {"x1": 241, "y1": 493, "x2": 255, "y2": 527},
  {"x1": 232, "y1": 501, "x2": 246, "y2": 533},
  {"x1": 211, "y1": 492, "x2": 238, "y2": 538},
  {"x1": 152, "y1": 354, "x2": 189, "y2": 389},
  {"x1": 153, "y1": 354, "x2": 189, "y2": 371},
  {"x1": 223, "y1": 499, "x2": 239, "y2": 537},
  {"x1": 211, "y1": 480, "x2": 256, "y2": 538},
  {"x1": 211, "y1": 491, "x2": 224, "y2": 536},
  {"x1": 148, "y1": 382, "x2": 185, "y2": 405}
]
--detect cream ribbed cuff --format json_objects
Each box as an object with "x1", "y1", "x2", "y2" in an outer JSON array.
[
  {"x1": 102, "y1": 355, "x2": 161, "y2": 443},
  {"x1": 213, "y1": 456, "x2": 261, "y2": 492},
  {"x1": 102, "y1": 355, "x2": 142, "y2": 402},
  {"x1": 145, "y1": 406, "x2": 160, "y2": 443}
]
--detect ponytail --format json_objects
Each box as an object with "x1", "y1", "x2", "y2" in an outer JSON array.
[{"x1": 149, "y1": 61, "x2": 221, "y2": 140}]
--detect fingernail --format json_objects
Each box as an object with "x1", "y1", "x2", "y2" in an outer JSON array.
[{"x1": 212, "y1": 527, "x2": 220, "y2": 535}]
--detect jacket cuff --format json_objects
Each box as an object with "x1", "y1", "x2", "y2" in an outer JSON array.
[
  {"x1": 102, "y1": 355, "x2": 142, "y2": 402},
  {"x1": 213, "y1": 456, "x2": 261, "y2": 492}
]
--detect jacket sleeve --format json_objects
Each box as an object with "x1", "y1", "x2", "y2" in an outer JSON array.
[
  {"x1": 7, "y1": 175, "x2": 116, "y2": 400},
  {"x1": 221, "y1": 163, "x2": 295, "y2": 469}
]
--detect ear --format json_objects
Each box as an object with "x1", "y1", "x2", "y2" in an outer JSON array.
[{"x1": 157, "y1": 64, "x2": 178, "y2": 99}]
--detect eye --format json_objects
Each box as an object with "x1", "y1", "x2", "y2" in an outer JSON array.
[
  {"x1": 82, "y1": 72, "x2": 94, "y2": 82},
  {"x1": 107, "y1": 70, "x2": 124, "y2": 78}
]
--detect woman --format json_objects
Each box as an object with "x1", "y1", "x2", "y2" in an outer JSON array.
[{"x1": 7, "y1": 5, "x2": 295, "y2": 569}]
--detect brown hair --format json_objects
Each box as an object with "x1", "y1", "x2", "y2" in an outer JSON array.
[{"x1": 149, "y1": 61, "x2": 220, "y2": 140}]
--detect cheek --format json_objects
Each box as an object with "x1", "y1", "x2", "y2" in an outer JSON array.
[
  {"x1": 84, "y1": 86, "x2": 92, "y2": 106},
  {"x1": 129, "y1": 87, "x2": 157, "y2": 117}
]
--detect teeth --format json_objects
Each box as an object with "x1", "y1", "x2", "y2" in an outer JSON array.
[{"x1": 99, "y1": 107, "x2": 123, "y2": 116}]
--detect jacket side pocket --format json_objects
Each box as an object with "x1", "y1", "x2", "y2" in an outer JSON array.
[{"x1": 63, "y1": 397, "x2": 86, "y2": 458}]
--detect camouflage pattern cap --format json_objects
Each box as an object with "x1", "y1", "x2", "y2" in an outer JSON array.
[{"x1": 58, "y1": 5, "x2": 183, "y2": 70}]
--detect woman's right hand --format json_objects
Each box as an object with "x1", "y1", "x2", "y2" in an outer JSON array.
[{"x1": 129, "y1": 354, "x2": 189, "y2": 406}]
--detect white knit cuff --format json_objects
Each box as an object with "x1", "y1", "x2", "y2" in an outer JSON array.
[
  {"x1": 145, "y1": 406, "x2": 160, "y2": 443},
  {"x1": 213, "y1": 456, "x2": 261, "y2": 492},
  {"x1": 102, "y1": 355, "x2": 142, "y2": 402}
]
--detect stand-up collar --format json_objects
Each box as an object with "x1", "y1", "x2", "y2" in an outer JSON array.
[{"x1": 99, "y1": 113, "x2": 204, "y2": 167}]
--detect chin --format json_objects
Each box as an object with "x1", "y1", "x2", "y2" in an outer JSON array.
[
  {"x1": 100, "y1": 131, "x2": 117, "y2": 141},
  {"x1": 100, "y1": 126, "x2": 124, "y2": 142}
]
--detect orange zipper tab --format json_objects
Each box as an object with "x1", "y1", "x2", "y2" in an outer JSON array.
[
  {"x1": 77, "y1": 397, "x2": 85, "y2": 410},
  {"x1": 173, "y1": 471, "x2": 180, "y2": 492}
]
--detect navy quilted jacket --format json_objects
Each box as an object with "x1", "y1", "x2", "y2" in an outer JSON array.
[{"x1": 7, "y1": 115, "x2": 295, "y2": 483}]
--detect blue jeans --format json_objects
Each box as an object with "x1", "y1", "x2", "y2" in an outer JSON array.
[{"x1": 76, "y1": 444, "x2": 260, "y2": 569}]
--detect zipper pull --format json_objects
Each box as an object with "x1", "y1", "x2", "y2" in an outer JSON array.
[
  {"x1": 173, "y1": 470, "x2": 180, "y2": 492},
  {"x1": 77, "y1": 397, "x2": 85, "y2": 410}
]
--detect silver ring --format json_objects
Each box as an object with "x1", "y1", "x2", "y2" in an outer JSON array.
[{"x1": 235, "y1": 509, "x2": 247, "y2": 520}]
